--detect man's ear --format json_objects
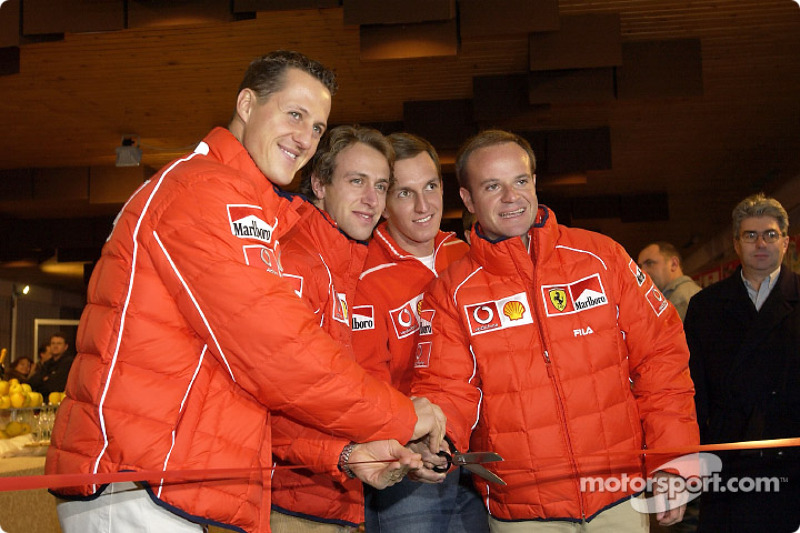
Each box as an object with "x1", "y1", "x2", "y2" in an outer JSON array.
[
  {"x1": 669, "y1": 255, "x2": 680, "y2": 272},
  {"x1": 235, "y1": 88, "x2": 256, "y2": 124},
  {"x1": 459, "y1": 187, "x2": 475, "y2": 214},
  {"x1": 311, "y1": 174, "x2": 326, "y2": 201}
]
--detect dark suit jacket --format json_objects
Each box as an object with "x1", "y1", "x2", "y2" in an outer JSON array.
[{"x1": 684, "y1": 265, "x2": 800, "y2": 532}]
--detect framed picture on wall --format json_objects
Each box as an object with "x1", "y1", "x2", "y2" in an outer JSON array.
[{"x1": 34, "y1": 319, "x2": 79, "y2": 363}]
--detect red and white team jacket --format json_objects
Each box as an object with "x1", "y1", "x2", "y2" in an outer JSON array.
[
  {"x1": 412, "y1": 206, "x2": 699, "y2": 523},
  {"x1": 353, "y1": 222, "x2": 469, "y2": 394},
  {"x1": 270, "y1": 199, "x2": 371, "y2": 527},
  {"x1": 45, "y1": 128, "x2": 417, "y2": 533}
]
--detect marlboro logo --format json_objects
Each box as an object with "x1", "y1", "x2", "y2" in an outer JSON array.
[
  {"x1": 351, "y1": 305, "x2": 375, "y2": 331},
  {"x1": 228, "y1": 204, "x2": 276, "y2": 243},
  {"x1": 542, "y1": 274, "x2": 608, "y2": 316}
]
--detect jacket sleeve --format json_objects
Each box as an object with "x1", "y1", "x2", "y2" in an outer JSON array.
[
  {"x1": 613, "y1": 245, "x2": 699, "y2": 473},
  {"x1": 271, "y1": 413, "x2": 351, "y2": 479},
  {"x1": 144, "y1": 176, "x2": 416, "y2": 446},
  {"x1": 352, "y1": 279, "x2": 393, "y2": 385},
  {"x1": 410, "y1": 276, "x2": 482, "y2": 454}
]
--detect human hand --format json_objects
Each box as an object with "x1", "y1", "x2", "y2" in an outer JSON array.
[
  {"x1": 347, "y1": 440, "x2": 422, "y2": 489},
  {"x1": 652, "y1": 470, "x2": 688, "y2": 526},
  {"x1": 405, "y1": 439, "x2": 448, "y2": 483},
  {"x1": 409, "y1": 397, "x2": 446, "y2": 454}
]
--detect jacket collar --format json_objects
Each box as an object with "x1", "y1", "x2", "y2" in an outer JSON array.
[
  {"x1": 470, "y1": 205, "x2": 558, "y2": 277},
  {"x1": 373, "y1": 222, "x2": 458, "y2": 266}
]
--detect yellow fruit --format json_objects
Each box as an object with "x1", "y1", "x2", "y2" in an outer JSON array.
[
  {"x1": 19, "y1": 423, "x2": 31, "y2": 435},
  {"x1": 21, "y1": 383, "x2": 32, "y2": 394},
  {"x1": 0, "y1": 396, "x2": 10, "y2": 409},
  {"x1": 9, "y1": 392, "x2": 25, "y2": 408},
  {"x1": 0, "y1": 381, "x2": 9, "y2": 396},
  {"x1": 28, "y1": 392, "x2": 43, "y2": 408},
  {"x1": 8, "y1": 382, "x2": 22, "y2": 396},
  {"x1": 49, "y1": 392, "x2": 62, "y2": 406},
  {"x1": 5, "y1": 421, "x2": 22, "y2": 437}
]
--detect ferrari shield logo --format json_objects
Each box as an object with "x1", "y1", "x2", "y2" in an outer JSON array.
[{"x1": 549, "y1": 289, "x2": 568, "y2": 312}]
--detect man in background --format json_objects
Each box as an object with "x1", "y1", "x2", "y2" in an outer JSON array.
[
  {"x1": 638, "y1": 241, "x2": 702, "y2": 320},
  {"x1": 29, "y1": 332, "x2": 72, "y2": 397},
  {"x1": 354, "y1": 132, "x2": 487, "y2": 532},
  {"x1": 685, "y1": 193, "x2": 800, "y2": 533}
]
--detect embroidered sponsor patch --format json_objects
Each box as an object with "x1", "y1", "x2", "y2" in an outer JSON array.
[
  {"x1": 332, "y1": 291, "x2": 349, "y2": 324},
  {"x1": 414, "y1": 342, "x2": 432, "y2": 368},
  {"x1": 628, "y1": 259, "x2": 647, "y2": 287},
  {"x1": 282, "y1": 273, "x2": 303, "y2": 298},
  {"x1": 242, "y1": 244, "x2": 282, "y2": 277},
  {"x1": 645, "y1": 284, "x2": 669, "y2": 316},
  {"x1": 542, "y1": 273, "x2": 608, "y2": 316},
  {"x1": 228, "y1": 204, "x2": 276, "y2": 243},
  {"x1": 351, "y1": 305, "x2": 375, "y2": 331},
  {"x1": 463, "y1": 292, "x2": 534, "y2": 336},
  {"x1": 390, "y1": 295, "x2": 423, "y2": 339},
  {"x1": 418, "y1": 308, "x2": 435, "y2": 336}
]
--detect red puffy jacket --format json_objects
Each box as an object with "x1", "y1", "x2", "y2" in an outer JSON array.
[
  {"x1": 270, "y1": 199, "x2": 370, "y2": 527},
  {"x1": 353, "y1": 223, "x2": 469, "y2": 394},
  {"x1": 412, "y1": 207, "x2": 698, "y2": 522},
  {"x1": 46, "y1": 128, "x2": 417, "y2": 533}
]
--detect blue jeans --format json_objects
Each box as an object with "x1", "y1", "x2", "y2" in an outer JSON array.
[{"x1": 364, "y1": 467, "x2": 489, "y2": 533}]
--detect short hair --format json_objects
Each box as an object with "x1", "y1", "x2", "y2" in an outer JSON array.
[
  {"x1": 299, "y1": 125, "x2": 395, "y2": 200},
  {"x1": 732, "y1": 193, "x2": 789, "y2": 236},
  {"x1": 50, "y1": 332, "x2": 67, "y2": 343},
  {"x1": 648, "y1": 241, "x2": 682, "y2": 264},
  {"x1": 12, "y1": 356, "x2": 32, "y2": 371},
  {"x1": 38, "y1": 343, "x2": 49, "y2": 355},
  {"x1": 237, "y1": 50, "x2": 337, "y2": 101},
  {"x1": 387, "y1": 132, "x2": 441, "y2": 179},
  {"x1": 455, "y1": 129, "x2": 537, "y2": 190}
]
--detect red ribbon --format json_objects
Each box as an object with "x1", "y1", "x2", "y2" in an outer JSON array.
[{"x1": 2, "y1": 437, "x2": 799, "y2": 493}]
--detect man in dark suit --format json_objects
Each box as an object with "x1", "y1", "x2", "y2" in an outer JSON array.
[{"x1": 685, "y1": 193, "x2": 800, "y2": 533}]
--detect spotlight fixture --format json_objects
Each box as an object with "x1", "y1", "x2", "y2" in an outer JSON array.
[{"x1": 115, "y1": 135, "x2": 142, "y2": 167}]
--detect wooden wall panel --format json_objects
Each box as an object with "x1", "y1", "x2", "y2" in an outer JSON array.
[
  {"x1": 403, "y1": 99, "x2": 476, "y2": 150},
  {"x1": 529, "y1": 13, "x2": 622, "y2": 71},
  {"x1": 234, "y1": 0, "x2": 338, "y2": 13},
  {"x1": 344, "y1": 0, "x2": 454, "y2": 26},
  {"x1": 528, "y1": 68, "x2": 615, "y2": 104},
  {"x1": 0, "y1": 46, "x2": 19, "y2": 76},
  {"x1": 127, "y1": 0, "x2": 234, "y2": 29},
  {"x1": 473, "y1": 73, "x2": 535, "y2": 121},
  {"x1": 0, "y1": 0, "x2": 20, "y2": 48},
  {"x1": 459, "y1": 0, "x2": 559, "y2": 38},
  {"x1": 23, "y1": 0, "x2": 124, "y2": 35},
  {"x1": 616, "y1": 39, "x2": 703, "y2": 100},
  {"x1": 360, "y1": 20, "x2": 457, "y2": 60}
]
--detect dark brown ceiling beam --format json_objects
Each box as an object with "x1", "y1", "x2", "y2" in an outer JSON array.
[
  {"x1": 616, "y1": 39, "x2": 704, "y2": 100},
  {"x1": 529, "y1": 13, "x2": 622, "y2": 71},
  {"x1": 344, "y1": 0, "x2": 454, "y2": 26},
  {"x1": 528, "y1": 68, "x2": 616, "y2": 104},
  {"x1": 23, "y1": 0, "x2": 124, "y2": 35},
  {"x1": 459, "y1": 0, "x2": 559, "y2": 39},
  {"x1": 360, "y1": 19, "x2": 458, "y2": 60}
]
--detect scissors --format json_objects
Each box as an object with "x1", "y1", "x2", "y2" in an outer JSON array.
[{"x1": 432, "y1": 437, "x2": 506, "y2": 485}]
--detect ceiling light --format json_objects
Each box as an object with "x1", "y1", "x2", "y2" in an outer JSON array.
[{"x1": 115, "y1": 135, "x2": 142, "y2": 167}]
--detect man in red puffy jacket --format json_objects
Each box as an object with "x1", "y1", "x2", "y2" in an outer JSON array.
[
  {"x1": 47, "y1": 51, "x2": 444, "y2": 533},
  {"x1": 412, "y1": 130, "x2": 699, "y2": 532},
  {"x1": 270, "y1": 125, "x2": 398, "y2": 532}
]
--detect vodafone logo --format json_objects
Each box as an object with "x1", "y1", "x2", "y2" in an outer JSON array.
[
  {"x1": 472, "y1": 305, "x2": 495, "y2": 325},
  {"x1": 390, "y1": 295, "x2": 423, "y2": 339},
  {"x1": 242, "y1": 244, "x2": 282, "y2": 277},
  {"x1": 645, "y1": 284, "x2": 669, "y2": 316}
]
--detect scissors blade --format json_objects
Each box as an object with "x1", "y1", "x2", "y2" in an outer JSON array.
[
  {"x1": 454, "y1": 451, "x2": 503, "y2": 465},
  {"x1": 464, "y1": 463, "x2": 507, "y2": 485}
]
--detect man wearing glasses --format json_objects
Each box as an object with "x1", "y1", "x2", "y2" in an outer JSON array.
[{"x1": 685, "y1": 193, "x2": 800, "y2": 533}]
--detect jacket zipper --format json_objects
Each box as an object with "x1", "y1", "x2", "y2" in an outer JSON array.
[{"x1": 529, "y1": 237, "x2": 587, "y2": 521}]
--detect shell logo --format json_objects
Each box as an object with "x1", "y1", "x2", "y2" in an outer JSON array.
[
  {"x1": 503, "y1": 300, "x2": 526, "y2": 321},
  {"x1": 417, "y1": 300, "x2": 423, "y2": 314}
]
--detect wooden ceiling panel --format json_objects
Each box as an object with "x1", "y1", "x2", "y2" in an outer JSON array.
[{"x1": 0, "y1": 0, "x2": 796, "y2": 290}]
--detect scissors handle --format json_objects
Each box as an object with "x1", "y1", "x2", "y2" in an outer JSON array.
[{"x1": 432, "y1": 436, "x2": 456, "y2": 473}]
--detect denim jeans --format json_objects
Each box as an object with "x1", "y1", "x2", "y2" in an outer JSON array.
[{"x1": 364, "y1": 467, "x2": 489, "y2": 533}]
